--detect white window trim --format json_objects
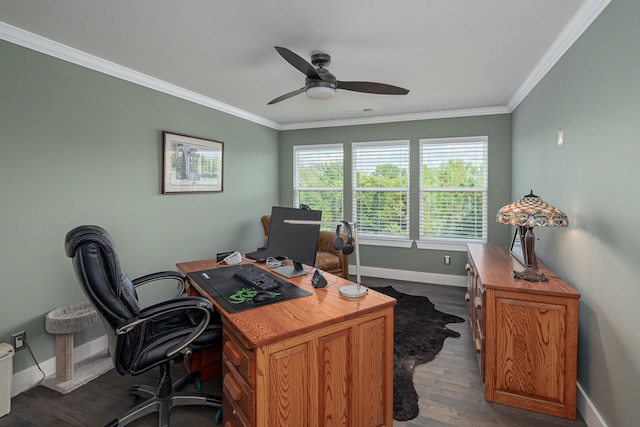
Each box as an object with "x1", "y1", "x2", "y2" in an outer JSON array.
[
  {"x1": 415, "y1": 240, "x2": 475, "y2": 251},
  {"x1": 352, "y1": 139, "x2": 411, "y2": 239},
  {"x1": 293, "y1": 143, "x2": 344, "y2": 218},
  {"x1": 418, "y1": 136, "x2": 488, "y2": 245},
  {"x1": 358, "y1": 237, "x2": 414, "y2": 248}
]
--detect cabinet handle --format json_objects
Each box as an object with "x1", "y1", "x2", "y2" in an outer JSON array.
[
  {"x1": 474, "y1": 338, "x2": 482, "y2": 354},
  {"x1": 465, "y1": 263, "x2": 470, "y2": 271},
  {"x1": 223, "y1": 373, "x2": 243, "y2": 401},
  {"x1": 465, "y1": 292, "x2": 470, "y2": 302},
  {"x1": 223, "y1": 340, "x2": 243, "y2": 367},
  {"x1": 474, "y1": 296, "x2": 482, "y2": 309}
]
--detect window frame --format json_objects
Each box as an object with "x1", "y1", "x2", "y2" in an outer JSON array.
[
  {"x1": 351, "y1": 140, "x2": 411, "y2": 245},
  {"x1": 293, "y1": 143, "x2": 344, "y2": 225},
  {"x1": 416, "y1": 136, "x2": 488, "y2": 250}
]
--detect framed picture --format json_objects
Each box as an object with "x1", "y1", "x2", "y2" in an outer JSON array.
[
  {"x1": 162, "y1": 131, "x2": 224, "y2": 194},
  {"x1": 510, "y1": 226, "x2": 525, "y2": 266}
]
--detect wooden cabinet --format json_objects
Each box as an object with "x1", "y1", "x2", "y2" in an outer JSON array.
[
  {"x1": 177, "y1": 259, "x2": 395, "y2": 427},
  {"x1": 221, "y1": 309, "x2": 392, "y2": 427},
  {"x1": 466, "y1": 244, "x2": 580, "y2": 420}
]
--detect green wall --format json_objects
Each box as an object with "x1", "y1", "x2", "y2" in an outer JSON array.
[
  {"x1": 0, "y1": 40, "x2": 280, "y2": 373},
  {"x1": 511, "y1": 0, "x2": 640, "y2": 426},
  {"x1": 279, "y1": 115, "x2": 513, "y2": 276}
]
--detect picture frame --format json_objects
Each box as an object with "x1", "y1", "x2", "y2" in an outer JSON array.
[
  {"x1": 162, "y1": 131, "x2": 224, "y2": 194},
  {"x1": 509, "y1": 226, "x2": 526, "y2": 266}
]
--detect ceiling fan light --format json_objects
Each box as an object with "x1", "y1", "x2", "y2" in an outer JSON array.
[{"x1": 306, "y1": 86, "x2": 336, "y2": 100}]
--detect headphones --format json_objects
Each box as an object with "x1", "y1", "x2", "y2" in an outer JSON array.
[{"x1": 333, "y1": 221, "x2": 354, "y2": 255}]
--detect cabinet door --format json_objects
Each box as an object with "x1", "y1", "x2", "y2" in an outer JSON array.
[
  {"x1": 259, "y1": 312, "x2": 392, "y2": 427},
  {"x1": 265, "y1": 342, "x2": 312, "y2": 426},
  {"x1": 485, "y1": 290, "x2": 578, "y2": 419},
  {"x1": 354, "y1": 317, "x2": 389, "y2": 427},
  {"x1": 317, "y1": 329, "x2": 352, "y2": 426}
]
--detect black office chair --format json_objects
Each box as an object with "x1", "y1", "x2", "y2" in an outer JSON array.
[{"x1": 64, "y1": 225, "x2": 223, "y2": 427}]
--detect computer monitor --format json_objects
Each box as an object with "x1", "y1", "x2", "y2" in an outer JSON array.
[{"x1": 267, "y1": 206, "x2": 321, "y2": 278}]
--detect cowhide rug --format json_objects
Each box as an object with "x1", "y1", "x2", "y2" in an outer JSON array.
[{"x1": 375, "y1": 286, "x2": 465, "y2": 421}]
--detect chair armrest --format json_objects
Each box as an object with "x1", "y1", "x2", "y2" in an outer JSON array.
[
  {"x1": 132, "y1": 271, "x2": 187, "y2": 298},
  {"x1": 116, "y1": 296, "x2": 213, "y2": 358}
]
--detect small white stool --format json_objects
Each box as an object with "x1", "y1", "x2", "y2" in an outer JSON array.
[{"x1": 45, "y1": 301, "x2": 98, "y2": 382}]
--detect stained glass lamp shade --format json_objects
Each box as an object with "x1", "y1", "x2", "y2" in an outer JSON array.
[{"x1": 496, "y1": 191, "x2": 568, "y2": 282}]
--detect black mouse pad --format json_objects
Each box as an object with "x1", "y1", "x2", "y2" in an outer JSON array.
[{"x1": 189, "y1": 264, "x2": 312, "y2": 313}]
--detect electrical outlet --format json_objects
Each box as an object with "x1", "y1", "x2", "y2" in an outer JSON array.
[
  {"x1": 11, "y1": 330, "x2": 26, "y2": 351},
  {"x1": 444, "y1": 255, "x2": 451, "y2": 265}
]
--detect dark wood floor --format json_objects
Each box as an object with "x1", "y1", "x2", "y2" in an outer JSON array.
[
  {"x1": 2, "y1": 277, "x2": 588, "y2": 427},
  {"x1": 2, "y1": 360, "x2": 222, "y2": 427}
]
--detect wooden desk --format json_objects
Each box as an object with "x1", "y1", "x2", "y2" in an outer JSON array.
[{"x1": 177, "y1": 259, "x2": 396, "y2": 427}]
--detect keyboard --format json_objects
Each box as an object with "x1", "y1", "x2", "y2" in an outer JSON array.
[{"x1": 233, "y1": 267, "x2": 282, "y2": 291}]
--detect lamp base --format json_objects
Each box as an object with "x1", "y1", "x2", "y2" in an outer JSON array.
[
  {"x1": 513, "y1": 266, "x2": 549, "y2": 282},
  {"x1": 339, "y1": 284, "x2": 368, "y2": 298}
]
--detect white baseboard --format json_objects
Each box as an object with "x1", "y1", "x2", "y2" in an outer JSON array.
[
  {"x1": 10, "y1": 335, "x2": 108, "y2": 397},
  {"x1": 577, "y1": 382, "x2": 608, "y2": 427},
  {"x1": 351, "y1": 265, "x2": 467, "y2": 287}
]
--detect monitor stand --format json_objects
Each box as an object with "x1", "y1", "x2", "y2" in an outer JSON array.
[{"x1": 273, "y1": 261, "x2": 307, "y2": 278}]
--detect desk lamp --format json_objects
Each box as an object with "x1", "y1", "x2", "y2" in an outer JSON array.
[
  {"x1": 496, "y1": 190, "x2": 568, "y2": 282},
  {"x1": 284, "y1": 219, "x2": 366, "y2": 298}
]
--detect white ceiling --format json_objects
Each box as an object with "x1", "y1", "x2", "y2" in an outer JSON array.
[{"x1": 0, "y1": 0, "x2": 609, "y2": 130}]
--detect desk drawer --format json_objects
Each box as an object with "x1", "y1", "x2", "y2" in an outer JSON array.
[
  {"x1": 223, "y1": 369, "x2": 254, "y2": 425},
  {"x1": 223, "y1": 392, "x2": 252, "y2": 427},
  {"x1": 223, "y1": 330, "x2": 255, "y2": 387}
]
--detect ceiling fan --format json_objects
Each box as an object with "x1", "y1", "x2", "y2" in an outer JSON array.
[{"x1": 268, "y1": 46, "x2": 410, "y2": 105}]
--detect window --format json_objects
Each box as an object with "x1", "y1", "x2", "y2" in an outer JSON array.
[
  {"x1": 293, "y1": 144, "x2": 343, "y2": 223},
  {"x1": 352, "y1": 140, "x2": 410, "y2": 239},
  {"x1": 419, "y1": 137, "x2": 487, "y2": 244}
]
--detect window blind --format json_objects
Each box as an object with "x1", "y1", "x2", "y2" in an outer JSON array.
[
  {"x1": 352, "y1": 140, "x2": 410, "y2": 238},
  {"x1": 293, "y1": 144, "x2": 343, "y2": 223},
  {"x1": 419, "y1": 137, "x2": 488, "y2": 242}
]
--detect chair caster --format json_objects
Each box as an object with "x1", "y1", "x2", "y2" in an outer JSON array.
[
  {"x1": 195, "y1": 378, "x2": 202, "y2": 392},
  {"x1": 130, "y1": 394, "x2": 139, "y2": 403},
  {"x1": 215, "y1": 409, "x2": 223, "y2": 424}
]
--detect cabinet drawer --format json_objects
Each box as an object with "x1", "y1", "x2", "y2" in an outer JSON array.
[
  {"x1": 223, "y1": 330, "x2": 255, "y2": 387},
  {"x1": 223, "y1": 370, "x2": 254, "y2": 424},
  {"x1": 223, "y1": 392, "x2": 252, "y2": 427}
]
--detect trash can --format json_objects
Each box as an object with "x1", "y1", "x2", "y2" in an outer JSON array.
[{"x1": 0, "y1": 343, "x2": 14, "y2": 417}]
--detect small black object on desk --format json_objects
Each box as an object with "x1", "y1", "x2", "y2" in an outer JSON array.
[{"x1": 253, "y1": 291, "x2": 278, "y2": 302}]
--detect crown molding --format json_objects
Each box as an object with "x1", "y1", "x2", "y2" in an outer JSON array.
[
  {"x1": 279, "y1": 106, "x2": 511, "y2": 131},
  {"x1": 508, "y1": 0, "x2": 612, "y2": 111},
  {"x1": 0, "y1": 21, "x2": 281, "y2": 130}
]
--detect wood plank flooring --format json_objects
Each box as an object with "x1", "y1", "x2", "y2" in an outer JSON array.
[{"x1": 2, "y1": 277, "x2": 588, "y2": 427}]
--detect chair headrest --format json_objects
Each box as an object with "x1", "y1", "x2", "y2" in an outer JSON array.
[{"x1": 65, "y1": 225, "x2": 115, "y2": 258}]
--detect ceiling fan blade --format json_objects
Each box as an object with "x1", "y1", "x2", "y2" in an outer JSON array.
[
  {"x1": 337, "y1": 81, "x2": 409, "y2": 95},
  {"x1": 268, "y1": 87, "x2": 305, "y2": 105},
  {"x1": 274, "y1": 46, "x2": 321, "y2": 80}
]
